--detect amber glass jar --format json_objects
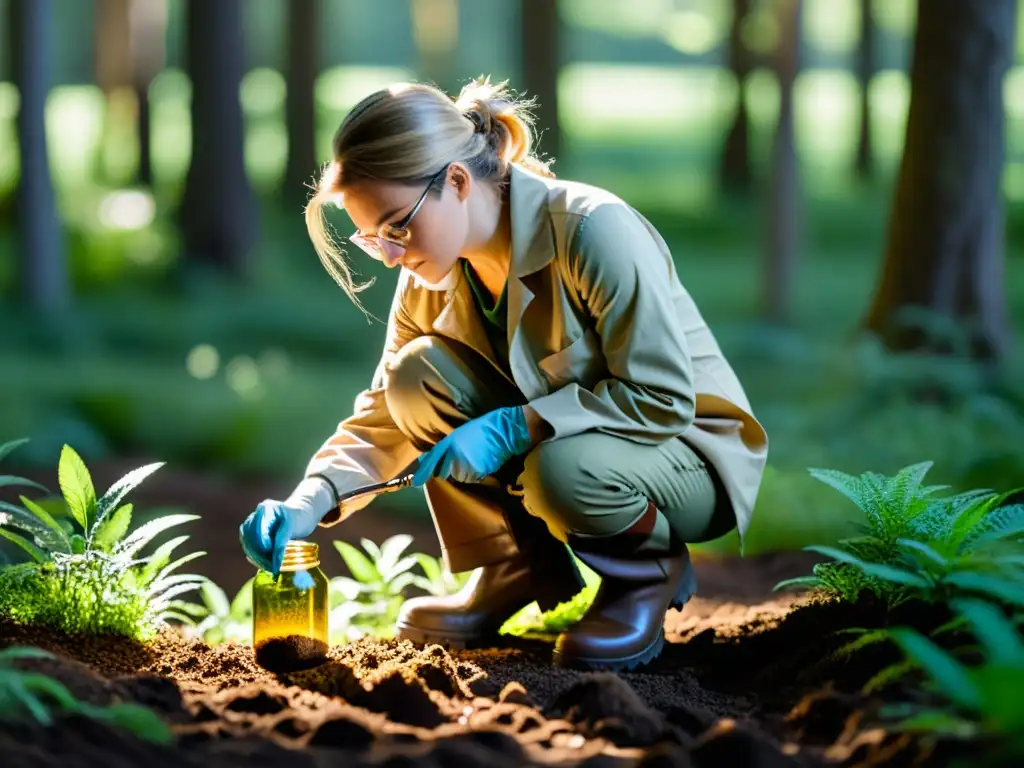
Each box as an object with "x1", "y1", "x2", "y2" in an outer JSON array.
[{"x1": 252, "y1": 540, "x2": 329, "y2": 673}]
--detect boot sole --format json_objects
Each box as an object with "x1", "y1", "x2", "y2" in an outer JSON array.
[{"x1": 552, "y1": 628, "x2": 667, "y2": 671}]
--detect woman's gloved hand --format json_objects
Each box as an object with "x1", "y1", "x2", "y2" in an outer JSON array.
[
  {"x1": 239, "y1": 477, "x2": 335, "y2": 575},
  {"x1": 411, "y1": 406, "x2": 532, "y2": 487}
]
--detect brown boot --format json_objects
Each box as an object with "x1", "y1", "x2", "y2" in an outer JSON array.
[
  {"x1": 396, "y1": 548, "x2": 585, "y2": 649},
  {"x1": 553, "y1": 501, "x2": 697, "y2": 671}
]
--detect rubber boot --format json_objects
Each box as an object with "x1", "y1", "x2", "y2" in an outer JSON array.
[
  {"x1": 553, "y1": 500, "x2": 698, "y2": 670},
  {"x1": 396, "y1": 496, "x2": 586, "y2": 649}
]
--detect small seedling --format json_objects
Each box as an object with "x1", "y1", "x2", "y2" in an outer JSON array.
[
  {"x1": 0, "y1": 438, "x2": 205, "y2": 639},
  {"x1": 0, "y1": 646, "x2": 173, "y2": 744}
]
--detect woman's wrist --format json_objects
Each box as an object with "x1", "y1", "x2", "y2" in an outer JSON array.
[{"x1": 521, "y1": 404, "x2": 552, "y2": 446}]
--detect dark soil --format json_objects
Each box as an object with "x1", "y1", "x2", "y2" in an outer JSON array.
[
  {"x1": 254, "y1": 636, "x2": 330, "y2": 674},
  {"x1": 0, "y1": 549, "x2": 1002, "y2": 768}
]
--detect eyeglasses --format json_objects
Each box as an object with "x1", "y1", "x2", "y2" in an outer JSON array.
[{"x1": 348, "y1": 164, "x2": 450, "y2": 262}]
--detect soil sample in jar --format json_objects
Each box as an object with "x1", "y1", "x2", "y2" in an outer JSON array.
[{"x1": 252, "y1": 540, "x2": 330, "y2": 674}]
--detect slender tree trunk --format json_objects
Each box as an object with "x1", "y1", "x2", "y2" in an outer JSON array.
[
  {"x1": 11, "y1": 0, "x2": 68, "y2": 314},
  {"x1": 285, "y1": 0, "x2": 319, "y2": 201},
  {"x1": 854, "y1": 0, "x2": 876, "y2": 180},
  {"x1": 720, "y1": 0, "x2": 753, "y2": 194},
  {"x1": 762, "y1": 0, "x2": 801, "y2": 325},
  {"x1": 520, "y1": 0, "x2": 561, "y2": 168},
  {"x1": 93, "y1": 0, "x2": 166, "y2": 187},
  {"x1": 863, "y1": 0, "x2": 1016, "y2": 361},
  {"x1": 411, "y1": 0, "x2": 459, "y2": 94},
  {"x1": 178, "y1": 0, "x2": 255, "y2": 275},
  {"x1": 130, "y1": 0, "x2": 168, "y2": 187}
]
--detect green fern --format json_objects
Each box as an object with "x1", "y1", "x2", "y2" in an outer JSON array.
[
  {"x1": 0, "y1": 438, "x2": 205, "y2": 640},
  {"x1": 775, "y1": 462, "x2": 1024, "y2": 608}
]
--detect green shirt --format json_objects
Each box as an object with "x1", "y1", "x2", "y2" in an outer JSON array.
[{"x1": 462, "y1": 259, "x2": 511, "y2": 375}]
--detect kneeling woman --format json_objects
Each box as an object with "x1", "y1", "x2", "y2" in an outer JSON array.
[{"x1": 240, "y1": 77, "x2": 768, "y2": 671}]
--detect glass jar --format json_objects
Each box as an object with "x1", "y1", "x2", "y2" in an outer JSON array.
[{"x1": 252, "y1": 540, "x2": 330, "y2": 673}]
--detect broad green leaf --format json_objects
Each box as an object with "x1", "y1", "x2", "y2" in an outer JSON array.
[
  {"x1": 945, "y1": 571, "x2": 1024, "y2": 606},
  {"x1": 0, "y1": 647, "x2": 54, "y2": 664},
  {"x1": 334, "y1": 540, "x2": 380, "y2": 583},
  {"x1": 772, "y1": 576, "x2": 822, "y2": 592},
  {"x1": 0, "y1": 438, "x2": 29, "y2": 463},
  {"x1": 229, "y1": 578, "x2": 254, "y2": 621},
  {"x1": 0, "y1": 528, "x2": 48, "y2": 563},
  {"x1": 892, "y1": 710, "x2": 978, "y2": 737},
  {"x1": 896, "y1": 539, "x2": 949, "y2": 567},
  {"x1": 70, "y1": 534, "x2": 86, "y2": 555},
  {"x1": 138, "y1": 535, "x2": 189, "y2": 585},
  {"x1": 805, "y1": 545, "x2": 932, "y2": 587},
  {"x1": 149, "y1": 573, "x2": 207, "y2": 596},
  {"x1": 6, "y1": 679, "x2": 54, "y2": 725},
  {"x1": 147, "y1": 553, "x2": 206, "y2": 592},
  {"x1": 377, "y1": 534, "x2": 414, "y2": 574},
  {"x1": 360, "y1": 538, "x2": 382, "y2": 562},
  {"x1": 157, "y1": 610, "x2": 198, "y2": 627},
  {"x1": 58, "y1": 445, "x2": 96, "y2": 532},
  {"x1": 200, "y1": 580, "x2": 230, "y2": 617},
  {"x1": 416, "y1": 553, "x2": 441, "y2": 583},
  {"x1": 0, "y1": 476, "x2": 48, "y2": 494},
  {"x1": 19, "y1": 496, "x2": 71, "y2": 552},
  {"x1": 889, "y1": 628, "x2": 982, "y2": 711},
  {"x1": 89, "y1": 702, "x2": 174, "y2": 745},
  {"x1": 0, "y1": 500, "x2": 65, "y2": 552},
  {"x1": 93, "y1": 462, "x2": 164, "y2": 536},
  {"x1": 949, "y1": 598, "x2": 1024, "y2": 665},
  {"x1": 115, "y1": 514, "x2": 198, "y2": 559},
  {"x1": 91, "y1": 504, "x2": 133, "y2": 552},
  {"x1": 385, "y1": 554, "x2": 419, "y2": 583},
  {"x1": 165, "y1": 600, "x2": 210, "y2": 619}
]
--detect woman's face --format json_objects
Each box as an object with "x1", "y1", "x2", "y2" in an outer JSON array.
[{"x1": 342, "y1": 164, "x2": 472, "y2": 286}]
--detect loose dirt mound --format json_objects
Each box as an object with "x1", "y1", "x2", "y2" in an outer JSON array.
[{"x1": 0, "y1": 552, "x2": 986, "y2": 767}]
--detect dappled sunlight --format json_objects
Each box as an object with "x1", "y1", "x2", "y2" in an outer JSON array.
[
  {"x1": 97, "y1": 189, "x2": 156, "y2": 231},
  {"x1": 186, "y1": 344, "x2": 220, "y2": 381}
]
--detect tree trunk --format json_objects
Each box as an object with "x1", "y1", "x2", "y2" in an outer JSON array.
[
  {"x1": 854, "y1": 0, "x2": 875, "y2": 180},
  {"x1": 11, "y1": 0, "x2": 68, "y2": 314},
  {"x1": 863, "y1": 0, "x2": 1016, "y2": 361},
  {"x1": 178, "y1": 0, "x2": 255, "y2": 275},
  {"x1": 761, "y1": 0, "x2": 801, "y2": 325},
  {"x1": 719, "y1": 0, "x2": 753, "y2": 194},
  {"x1": 520, "y1": 0, "x2": 561, "y2": 168},
  {"x1": 411, "y1": 0, "x2": 459, "y2": 94},
  {"x1": 93, "y1": 0, "x2": 165, "y2": 187},
  {"x1": 284, "y1": 0, "x2": 319, "y2": 202}
]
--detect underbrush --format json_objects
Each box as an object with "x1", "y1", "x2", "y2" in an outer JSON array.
[{"x1": 0, "y1": 438, "x2": 204, "y2": 640}]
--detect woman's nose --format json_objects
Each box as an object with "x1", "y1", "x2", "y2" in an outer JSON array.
[{"x1": 378, "y1": 240, "x2": 405, "y2": 268}]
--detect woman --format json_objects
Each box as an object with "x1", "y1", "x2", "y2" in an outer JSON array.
[{"x1": 240, "y1": 77, "x2": 768, "y2": 671}]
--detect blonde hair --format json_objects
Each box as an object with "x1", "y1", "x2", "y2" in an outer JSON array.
[{"x1": 304, "y1": 76, "x2": 555, "y2": 312}]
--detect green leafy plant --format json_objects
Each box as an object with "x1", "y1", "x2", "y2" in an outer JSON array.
[
  {"x1": 876, "y1": 598, "x2": 1024, "y2": 757},
  {"x1": 171, "y1": 578, "x2": 254, "y2": 646},
  {"x1": 329, "y1": 534, "x2": 472, "y2": 642},
  {"x1": 0, "y1": 646, "x2": 173, "y2": 744},
  {"x1": 774, "y1": 462, "x2": 1024, "y2": 608},
  {"x1": 0, "y1": 438, "x2": 205, "y2": 639}
]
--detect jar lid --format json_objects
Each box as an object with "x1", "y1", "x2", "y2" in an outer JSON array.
[{"x1": 280, "y1": 540, "x2": 319, "y2": 571}]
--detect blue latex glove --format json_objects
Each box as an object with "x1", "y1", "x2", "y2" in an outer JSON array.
[
  {"x1": 239, "y1": 497, "x2": 324, "y2": 576},
  {"x1": 411, "y1": 406, "x2": 533, "y2": 487}
]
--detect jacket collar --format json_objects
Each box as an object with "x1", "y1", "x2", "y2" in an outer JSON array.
[{"x1": 508, "y1": 164, "x2": 557, "y2": 278}]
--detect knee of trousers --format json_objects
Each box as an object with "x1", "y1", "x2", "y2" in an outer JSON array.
[
  {"x1": 384, "y1": 335, "x2": 480, "y2": 450},
  {"x1": 518, "y1": 435, "x2": 648, "y2": 543}
]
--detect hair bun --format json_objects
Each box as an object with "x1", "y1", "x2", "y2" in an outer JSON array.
[{"x1": 465, "y1": 105, "x2": 494, "y2": 135}]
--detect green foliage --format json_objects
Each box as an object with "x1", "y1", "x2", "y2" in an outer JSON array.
[
  {"x1": 0, "y1": 646, "x2": 172, "y2": 744},
  {"x1": 329, "y1": 534, "x2": 472, "y2": 643},
  {"x1": 500, "y1": 561, "x2": 600, "y2": 637},
  {"x1": 774, "y1": 462, "x2": 1024, "y2": 608},
  {"x1": 171, "y1": 578, "x2": 255, "y2": 646},
  {"x1": 0, "y1": 438, "x2": 205, "y2": 640},
  {"x1": 877, "y1": 599, "x2": 1024, "y2": 755}
]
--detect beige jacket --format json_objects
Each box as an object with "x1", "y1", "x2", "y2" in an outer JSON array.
[{"x1": 300, "y1": 165, "x2": 768, "y2": 541}]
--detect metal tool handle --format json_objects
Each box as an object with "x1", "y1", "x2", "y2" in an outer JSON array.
[{"x1": 336, "y1": 469, "x2": 415, "y2": 506}]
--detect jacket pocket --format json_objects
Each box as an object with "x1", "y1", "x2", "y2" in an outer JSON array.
[{"x1": 537, "y1": 328, "x2": 605, "y2": 390}]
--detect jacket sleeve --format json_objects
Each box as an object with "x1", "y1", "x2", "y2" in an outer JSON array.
[
  {"x1": 525, "y1": 203, "x2": 696, "y2": 445},
  {"x1": 287, "y1": 274, "x2": 424, "y2": 526}
]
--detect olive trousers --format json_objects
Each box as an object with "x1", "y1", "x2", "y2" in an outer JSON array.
[{"x1": 385, "y1": 336, "x2": 736, "y2": 573}]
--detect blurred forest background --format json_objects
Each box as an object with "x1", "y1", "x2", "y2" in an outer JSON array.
[{"x1": 2, "y1": 0, "x2": 1023, "y2": 573}]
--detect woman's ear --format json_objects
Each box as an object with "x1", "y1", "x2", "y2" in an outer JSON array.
[{"x1": 447, "y1": 163, "x2": 473, "y2": 201}]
